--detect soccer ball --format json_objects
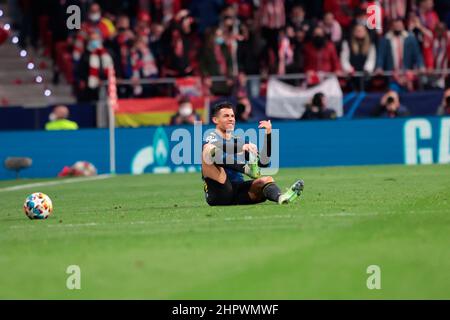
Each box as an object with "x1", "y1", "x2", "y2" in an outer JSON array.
[
  {"x1": 23, "y1": 192, "x2": 53, "y2": 220},
  {"x1": 71, "y1": 161, "x2": 97, "y2": 177}
]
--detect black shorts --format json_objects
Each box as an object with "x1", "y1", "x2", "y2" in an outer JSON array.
[{"x1": 203, "y1": 177, "x2": 265, "y2": 206}]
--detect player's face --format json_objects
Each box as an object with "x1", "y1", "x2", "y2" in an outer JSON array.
[{"x1": 214, "y1": 108, "x2": 235, "y2": 132}]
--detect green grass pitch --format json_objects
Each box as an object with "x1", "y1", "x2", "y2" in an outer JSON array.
[{"x1": 0, "y1": 164, "x2": 449, "y2": 299}]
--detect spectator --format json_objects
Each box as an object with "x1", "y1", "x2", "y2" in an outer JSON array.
[
  {"x1": 170, "y1": 96, "x2": 200, "y2": 125},
  {"x1": 277, "y1": 27, "x2": 295, "y2": 75},
  {"x1": 437, "y1": 88, "x2": 450, "y2": 115},
  {"x1": 130, "y1": 35, "x2": 159, "y2": 97},
  {"x1": 149, "y1": 0, "x2": 183, "y2": 26},
  {"x1": 189, "y1": 0, "x2": 224, "y2": 34},
  {"x1": 417, "y1": 0, "x2": 440, "y2": 32},
  {"x1": 45, "y1": 105, "x2": 79, "y2": 131},
  {"x1": 300, "y1": 92, "x2": 337, "y2": 120},
  {"x1": 75, "y1": 32, "x2": 115, "y2": 102},
  {"x1": 407, "y1": 11, "x2": 433, "y2": 50},
  {"x1": 72, "y1": 3, "x2": 115, "y2": 62},
  {"x1": 376, "y1": 18, "x2": 425, "y2": 72},
  {"x1": 220, "y1": 8, "x2": 240, "y2": 76},
  {"x1": 323, "y1": 12, "x2": 343, "y2": 50},
  {"x1": 288, "y1": 4, "x2": 310, "y2": 32},
  {"x1": 340, "y1": 24, "x2": 376, "y2": 74},
  {"x1": 257, "y1": 0, "x2": 286, "y2": 72},
  {"x1": 149, "y1": 22, "x2": 165, "y2": 70},
  {"x1": 303, "y1": 26, "x2": 342, "y2": 74},
  {"x1": 110, "y1": 15, "x2": 135, "y2": 79},
  {"x1": 373, "y1": 90, "x2": 410, "y2": 118},
  {"x1": 423, "y1": 22, "x2": 450, "y2": 88},
  {"x1": 376, "y1": 18, "x2": 425, "y2": 91},
  {"x1": 323, "y1": 0, "x2": 359, "y2": 30},
  {"x1": 289, "y1": 24, "x2": 307, "y2": 74},
  {"x1": 162, "y1": 26, "x2": 193, "y2": 77},
  {"x1": 382, "y1": 0, "x2": 411, "y2": 21},
  {"x1": 135, "y1": 10, "x2": 151, "y2": 38},
  {"x1": 237, "y1": 21, "x2": 264, "y2": 75},
  {"x1": 199, "y1": 27, "x2": 233, "y2": 95}
]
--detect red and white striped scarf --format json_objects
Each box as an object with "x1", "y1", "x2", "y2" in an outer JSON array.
[
  {"x1": 382, "y1": 0, "x2": 407, "y2": 20},
  {"x1": 88, "y1": 48, "x2": 114, "y2": 89},
  {"x1": 73, "y1": 22, "x2": 105, "y2": 61},
  {"x1": 131, "y1": 46, "x2": 158, "y2": 78},
  {"x1": 278, "y1": 36, "x2": 294, "y2": 74},
  {"x1": 130, "y1": 46, "x2": 158, "y2": 95},
  {"x1": 433, "y1": 33, "x2": 450, "y2": 71}
]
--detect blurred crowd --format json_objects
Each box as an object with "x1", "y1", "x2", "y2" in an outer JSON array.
[{"x1": 5, "y1": 0, "x2": 450, "y2": 109}]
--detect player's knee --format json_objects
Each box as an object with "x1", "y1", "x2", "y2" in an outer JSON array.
[
  {"x1": 202, "y1": 144, "x2": 216, "y2": 165},
  {"x1": 260, "y1": 176, "x2": 275, "y2": 185},
  {"x1": 254, "y1": 176, "x2": 274, "y2": 187}
]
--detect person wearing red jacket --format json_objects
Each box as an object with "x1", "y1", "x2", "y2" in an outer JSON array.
[{"x1": 303, "y1": 26, "x2": 342, "y2": 74}]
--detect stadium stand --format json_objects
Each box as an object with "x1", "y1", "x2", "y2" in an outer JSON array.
[
  {"x1": 0, "y1": 2, "x2": 75, "y2": 107},
  {"x1": 1, "y1": 0, "x2": 450, "y2": 130}
]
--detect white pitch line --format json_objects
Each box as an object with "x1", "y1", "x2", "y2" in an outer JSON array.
[{"x1": 0, "y1": 174, "x2": 113, "y2": 193}]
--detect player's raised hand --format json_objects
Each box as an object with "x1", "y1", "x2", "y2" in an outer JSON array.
[{"x1": 258, "y1": 120, "x2": 272, "y2": 134}]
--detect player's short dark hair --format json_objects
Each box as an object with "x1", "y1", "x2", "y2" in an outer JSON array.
[{"x1": 212, "y1": 101, "x2": 235, "y2": 117}]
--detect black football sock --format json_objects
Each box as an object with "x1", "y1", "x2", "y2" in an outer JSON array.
[{"x1": 263, "y1": 182, "x2": 282, "y2": 202}]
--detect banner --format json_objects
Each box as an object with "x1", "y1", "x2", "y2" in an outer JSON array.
[
  {"x1": 266, "y1": 77, "x2": 343, "y2": 119},
  {"x1": 115, "y1": 97, "x2": 205, "y2": 127},
  {"x1": 1, "y1": 117, "x2": 449, "y2": 180},
  {"x1": 175, "y1": 77, "x2": 202, "y2": 97}
]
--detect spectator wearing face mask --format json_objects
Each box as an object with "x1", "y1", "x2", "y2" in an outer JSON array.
[
  {"x1": 75, "y1": 32, "x2": 115, "y2": 102},
  {"x1": 376, "y1": 18, "x2": 425, "y2": 73},
  {"x1": 303, "y1": 26, "x2": 342, "y2": 74},
  {"x1": 437, "y1": 88, "x2": 450, "y2": 116},
  {"x1": 199, "y1": 27, "x2": 233, "y2": 95},
  {"x1": 72, "y1": 3, "x2": 115, "y2": 62},
  {"x1": 170, "y1": 96, "x2": 201, "y2": 125}
]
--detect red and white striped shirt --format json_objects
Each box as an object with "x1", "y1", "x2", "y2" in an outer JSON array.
[{"x1": 258, "y1": 0, "x2": 285, "y2": 29}]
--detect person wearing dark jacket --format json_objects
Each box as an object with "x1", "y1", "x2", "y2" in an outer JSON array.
[
  {"x1": 300, "y1": 92, "x2": 337, "y2": 120},
  {"x1": 373, "y1": 90, "x2": 410, "y2": 118}
]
